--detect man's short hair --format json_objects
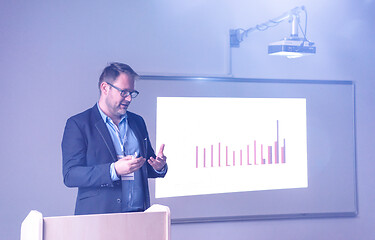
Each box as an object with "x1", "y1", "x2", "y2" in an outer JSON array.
[{"x1": 98, "y1": 62, "x2": 139, "y2": 90}]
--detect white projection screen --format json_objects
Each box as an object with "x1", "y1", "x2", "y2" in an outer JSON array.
[{"x1": 129, "y1": 76, "x2": 357, "y2": 223}]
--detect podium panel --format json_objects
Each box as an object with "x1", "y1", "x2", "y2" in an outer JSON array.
[{"x1": 21, "y1": 205, "x2": 170, "y2": 240}]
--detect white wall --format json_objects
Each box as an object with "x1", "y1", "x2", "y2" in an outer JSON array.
[{"x1": 1, "y1": 1, "x2": 374, "y2": 239}]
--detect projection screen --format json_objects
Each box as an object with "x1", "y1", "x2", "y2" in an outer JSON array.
[{"x1": 129, "y1": 76, "x2": 357, "y2": 223}]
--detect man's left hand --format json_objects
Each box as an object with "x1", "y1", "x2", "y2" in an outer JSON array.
[{"x1": 148, "y1": 144, "x2": 167, "y2": 171}]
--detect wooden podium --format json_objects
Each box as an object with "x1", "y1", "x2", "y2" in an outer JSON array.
[{"x1": 20, "y1": 204, "x2": 170, "y2": 240}]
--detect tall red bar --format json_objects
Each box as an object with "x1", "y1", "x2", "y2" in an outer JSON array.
[{"x1": 276, "y1": 120, "x2": 279, "y2": 164}]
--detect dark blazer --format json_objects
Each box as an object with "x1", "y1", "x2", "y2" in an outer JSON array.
[{"x1": 62, "y1": 104, "x2": 166, "y2": 215}]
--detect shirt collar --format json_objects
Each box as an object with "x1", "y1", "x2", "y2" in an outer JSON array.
[{"x1": 97, "y1": 103, "x2": 127, "y2": 124}]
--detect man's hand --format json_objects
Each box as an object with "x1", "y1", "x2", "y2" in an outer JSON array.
[
  {"x1": 148, "y1": 144, "x2": 167, "y2": 171},
  {"x1": 114, "y1": 155, "x2": 146, "y2": 176}
]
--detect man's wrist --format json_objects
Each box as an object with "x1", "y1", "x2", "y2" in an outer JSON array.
[
  {"x1": 154, "y1": 164, "x2": 167, "y2": 174},
  {"x1": 110, "y1": 162, "x2": 120, "y2": 181}
]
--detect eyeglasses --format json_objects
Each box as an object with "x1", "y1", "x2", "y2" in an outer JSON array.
[{"x1": 106, "y1": 82, "x2": 139, "y2": 98}]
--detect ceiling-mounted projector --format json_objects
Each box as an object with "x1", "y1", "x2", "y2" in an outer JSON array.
[
  {"x1": 268, "y1": 37, "x2": 316, "y2": 58},
  {"x1": 229, "y1": 6, "x2": 316, "y2": 59}
]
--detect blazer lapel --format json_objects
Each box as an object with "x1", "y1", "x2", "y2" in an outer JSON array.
[{"x1": 92, "y1": 105, "x2": 117, "y2": 162}]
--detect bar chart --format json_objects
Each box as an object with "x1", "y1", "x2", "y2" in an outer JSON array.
[
  {"x1": 195, "y1": 120, "x2": 286, "y2": 168},
  {"x1": 155, "y1": 97, "x2": 308, "y2": 198}
]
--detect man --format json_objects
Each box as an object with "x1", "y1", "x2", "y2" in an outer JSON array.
[{"x1": 62, "y1": 62, "x2": 167, "y2": 215}]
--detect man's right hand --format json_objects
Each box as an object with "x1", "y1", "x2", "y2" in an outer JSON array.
[{"x1": 114, "y1": 155, "x2": 146, "y2": 176}]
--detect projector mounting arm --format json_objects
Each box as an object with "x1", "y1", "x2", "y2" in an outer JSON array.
[{"x1": 230, "y1": 6, "x2": 306, "y2": 48}]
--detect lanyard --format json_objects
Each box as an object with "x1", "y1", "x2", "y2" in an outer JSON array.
[
  {"x1": 108, "y1": 118, "x2": 136, "y2": 181},
  {"x1": 107, "y1": 117, "x2": 128, "y2": 155}
]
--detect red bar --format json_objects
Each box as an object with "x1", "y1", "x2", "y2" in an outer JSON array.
[
  {"x1": 204, "y1": 148, "x2": 206, "y2": 167},
  {"x1": 275, "y1": 141, "x2": 279, "y2": 164},
  {"x1": 284, "y1": 139, "x2": 286, "y2": 163},
  {"x1": 211, "y1": 145, "x2": 214, "y2": 167},
  {"x1": 276, "y1": 120, "x2": 279, "y2": 164},
  {"x1": 226, "y1": 146, "x2": 230, "y2": 166},
  {"x1": 247, "y1": 144, "x2": 250, "y2": 165},
  {"x1": 268, "y1": 146, "x2": 272, "y2": 164},
  {"x1": 281, "y1": 138, "x2": 286, "y2": 163},
  {"x1": 260, "y1": 144, "x2": 263, "y2": 165},
  {"x1": 233, "y1": 151, "x2": 235, "y2": 166},
  {"x1": 253, "y1": 141, "x2": 256, "y2": 165},
  {"x1": 196, "y1": 146, "x2": 198, "y2": 168}
]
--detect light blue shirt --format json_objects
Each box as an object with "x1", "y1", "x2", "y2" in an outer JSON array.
[
  {"x1": 97, "y1": 104, "x2": 140, "y2": 181},
  {"x1": 97, "y1": 104, "x2": 165, "y2": 212}
]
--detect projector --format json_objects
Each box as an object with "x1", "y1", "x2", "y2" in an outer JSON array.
[{"x1": 268, "y1": 38, "x2": 316, "y2": 58}]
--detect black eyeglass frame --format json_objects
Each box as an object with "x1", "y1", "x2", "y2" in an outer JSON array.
[{"x1": 106, "y1": 82, "x2": 139, "y2": 98}]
